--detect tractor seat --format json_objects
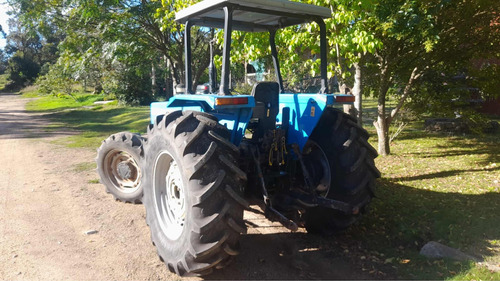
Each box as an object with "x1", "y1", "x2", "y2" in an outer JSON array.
[{"x1": 249, "y1": 82, "x2": 280, "y2": 139}]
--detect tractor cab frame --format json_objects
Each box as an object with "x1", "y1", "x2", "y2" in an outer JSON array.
[
  {"x1": 151, "y1": 0, "x2": 355, "y2": 150},
  {"x1": 175, "y1": 0, "x2": 331, "y2": 95}
]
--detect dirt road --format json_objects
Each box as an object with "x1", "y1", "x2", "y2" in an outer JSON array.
[{"x1": 0, "y1": 93, "x2": 372, "y2": 280}]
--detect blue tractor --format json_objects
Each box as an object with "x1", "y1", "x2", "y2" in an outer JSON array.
[{"x1": 96, "y1": 0, "x2": 380, "y2": 276}]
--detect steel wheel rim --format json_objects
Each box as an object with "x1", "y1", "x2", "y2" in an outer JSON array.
[
  {"x1": 153, "y1": 151, "x2": 186, "y2": 240},
  {"x1": 104, "y1": 149, "x2": 142, "y2": 193},
  {"x1": 302, "y1": 140, "x2": 331, "y2": 197}
]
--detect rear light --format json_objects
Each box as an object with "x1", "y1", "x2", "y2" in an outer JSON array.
[
  {"x1": 215, "y1": 97, "x2": 248, "y2": 106},
  {"x1": 335, "y1": 95, "x2": 355, "y2": 103}
]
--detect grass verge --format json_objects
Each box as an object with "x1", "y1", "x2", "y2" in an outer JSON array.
[{"x1": 23, "y1": 89, "x2": 150, "y2": 148}]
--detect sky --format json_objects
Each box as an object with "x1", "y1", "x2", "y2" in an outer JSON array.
[{"x1": 0, "y1": 2, "x2": 11, "y2": 49}]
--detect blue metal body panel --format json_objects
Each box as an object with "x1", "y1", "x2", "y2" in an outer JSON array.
[
  {"x1": 150, "y1": 94, "x2": 255, "y2": 146},
  {"x1": 276, "y1": 93, "x2": 334, "y2": 149},
  {"x1": 150, "y1": 93, "x2": 351, "y2": 151}
]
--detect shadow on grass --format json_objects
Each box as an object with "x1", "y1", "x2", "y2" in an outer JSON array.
[
  {"x1": 1, "y1": 95, "x2": 150, "y2": 147},
  {"x1": 400, "y1": 134, "x2": 500, "y2": 166},
  {"x1": 0, "y1": 92, "x2": 80, "y2": 140},
  {"x1": 0, "y1": 85, "x2": 23, "y2": 93},
  {"x1": 205, "y1": 179, "x2": 499, "y2": 280},
  {"x1": 44, "y1": 107, "x2": 150, "y2": 134},
  {"x1": 352, "y1": 178, "x2": 500, "y2": 279},
  {"x1": 391, "y1": 166, "x2": 500, "y2": 181}
]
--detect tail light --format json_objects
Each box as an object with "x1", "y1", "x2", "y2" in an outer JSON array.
[
  {"x1": 335, "y1": 95, "x2": 355, "y2": 103},
  {"x1": 215, "y1": 97, "x2": 249, "y2": 106}
]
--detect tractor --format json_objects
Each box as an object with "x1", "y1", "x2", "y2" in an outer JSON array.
[{"x1": 96, "y1": 0, "x2": 380, "y2": 277}]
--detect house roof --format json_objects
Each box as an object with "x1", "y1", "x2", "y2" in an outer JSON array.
[{"x1": 175, "y1": 0, "x2": 331, "y2": 32}]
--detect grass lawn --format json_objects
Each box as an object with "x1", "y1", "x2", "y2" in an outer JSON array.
[
  {"x1": 347, "y1": 127, "x2": 500, "y2": 280},
  {"x1": 22, "y1": 89, "x2": 150, "y2": 148},
  {"x1": 22, "y1": 89, "x2": 500, "y2": 279}
]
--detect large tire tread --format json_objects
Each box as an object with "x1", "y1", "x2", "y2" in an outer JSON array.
[
  {"x1": 96, "y1": 131, "x2": 144, "y2": 204},
  {"x1": 143, "y1": 110, "x2": 246, "y2": 276},
  {"x1": 305, "y1": 107, "x2": 380, "y2": 234}
]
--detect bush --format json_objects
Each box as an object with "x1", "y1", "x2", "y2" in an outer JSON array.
[
  {"x1": 7, "y1": 53, "x2": 41, "y2": 87},
  {"x1": 100, "y1": 63, "x2": 153, "y2": 106},
  {"x1": 36, "y1": 63, "x2": 74, "y2": 98},
  {"x1": 113, "y1": 69, "x2": 153, "y2": 105}
]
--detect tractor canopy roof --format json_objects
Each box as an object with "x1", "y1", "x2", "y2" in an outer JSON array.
[{"x1": 175, "y1": 0, "x2": 331, "y2": 32}]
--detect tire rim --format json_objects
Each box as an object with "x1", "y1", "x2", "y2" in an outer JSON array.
[
  {"x1": 302, "y1": 141, "x2": 331, "y2": 197},
  {"x1": 104, "y1": 149, "x2": 142, "y2": 193},
  {"x1": 153, "y1": 151, "x2": 186, "y2": 240}
]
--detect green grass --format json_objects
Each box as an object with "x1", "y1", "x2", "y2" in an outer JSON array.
[
  {"x1": 88, "y1": 179, "x2": 100, "y2": 184},
  {"x1": 341, "y1": 116, "x2": 500, "y2": 279},
  {"x1": 24, "y1": 90, "x2": 150, "y2": 148},
  {"x1": 19, "y1": 85, "x2": 41, "y2": 97},
  {"x1": 19, "y1": 88, "x2": 500, "y2": 279},
  {"x1": 24, "y1": 91, "x2": 113, "y2": 110}
]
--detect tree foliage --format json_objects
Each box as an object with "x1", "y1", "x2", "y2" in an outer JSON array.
[
  {"x1": 3, "y1": 18, "x2": 44, "y2": 87},
  {"x1": 5, "y1": 0, "x2": 213, "y2": 104},
  {"x1": 364, "y1": 0, "x2": 500, "y2": 154},
  {"x1": 154, "y1": 0, "x2": 216, "y2": 91}
]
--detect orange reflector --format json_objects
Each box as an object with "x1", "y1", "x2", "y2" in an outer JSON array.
[
  {"x1": 215, "y1": 97, "x2": 248, "y2": 106},
  {"x1": 335, "y1": 95, "x2": 355, "y2": 103}
]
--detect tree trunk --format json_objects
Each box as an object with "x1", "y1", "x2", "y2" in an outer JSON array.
[
  {"x1": 340, "y1": 82, "x2": 356, "y2": 116},
  {"x1": 151, "y1": 62, "x2": 156, "y2": 96},
  {"x1": 343, "y1": 103, "x2": 357, "y2": 118},
  {"x1": 373, "y1": 58, "x2": 391, "y2": 156},
  {"x1": 352, "y1": 61, "x2": 362, "y2": 125},
  {"x1": 244, "y1": 61, "x2": 248, "y2": 85},
  {"x1": 373, "y1": 84, "x2": 390, "y2": 156},
  {"x1": 374, "y1": 113, "x2": 390, "y2": 156},
  {"x1": 373, "y1": 65, "x2": 422, "y2": 156},
  {"x1": 164, "y1": 55, "x2": 173, "y2": 100}
]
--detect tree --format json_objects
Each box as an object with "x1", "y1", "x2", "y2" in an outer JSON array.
[
  {"x1": 6, "y1": 53, "x2": 40, "y2": 85},
  {"x1": 154, "y1": 0, "x2": 215, "y2": 92},
  {"x1": 320, "y1": 0, "x2": 381, "y2": 124},
  {"x1": 3, "y1": 18, "x2": 43, "y2": 86},
  {"x1": 8, "y1": 0, "x2": 214, "y2": 102},
  {"x1": 2, "y1": 4, "x2": 63, "y2": 87},
  {"x1": 0, "y1": 49, "x2": 7, "y2": 74},
  {"x1": 364, "y1": 0, "x2": 500, "y2": 155}
]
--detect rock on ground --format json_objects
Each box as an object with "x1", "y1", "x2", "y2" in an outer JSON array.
[{"x1": 420, "y1": 241, "x2": 480, "y2": 262}]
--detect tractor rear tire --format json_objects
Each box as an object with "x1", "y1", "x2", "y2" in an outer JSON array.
[
  {"x1": 142, "y1": 111, "x2": 248, "y2": 276},
  {"x1": 304, "y1": 107, "x2": 380, "y2": 234},
  {"x1": 96, "y1": 131, "x2": 144, "y2": 204}
]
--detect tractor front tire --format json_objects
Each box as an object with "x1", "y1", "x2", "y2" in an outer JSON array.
[
  {"x1": 96, "y1": 131, "x2": 144, "y2": 204},
  {"x1": 143, "y1": 111, "x2": 248, "y2": 276},
  {"x1": 304, "y1": 107, "x2": 380, "y2": 234}
]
